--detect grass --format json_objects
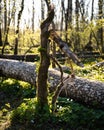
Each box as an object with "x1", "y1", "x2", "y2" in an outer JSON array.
[{"x1": 0, "y1": 58, "x2": 104, "y2": 130}]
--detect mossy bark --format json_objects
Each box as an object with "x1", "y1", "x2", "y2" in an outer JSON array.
[{"x1": 37, "y1": 6, "x2": 54, "y2": 112}]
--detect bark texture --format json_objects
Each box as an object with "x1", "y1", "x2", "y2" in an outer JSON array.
[
  {"x1": 49, "y1": 69, "x2": 104, "y2": 109},
  {"x1": 0, "y1": 59, "x2": 104, "y2": 109},
  {"x1": 50, "y1": 31, "x2": 83, "y2": 67},
  {"x1": 14, "y1": 0, "x2": 24, "y2": 55},
  {"x1": 37, "y1": 5, "x2": 54, "y2": 109},
  {"x1": 0, "y1": 59, "x2": 36, "y2": 86}
]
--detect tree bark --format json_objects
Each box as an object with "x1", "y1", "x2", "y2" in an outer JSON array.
[
  {"x1": 50, "y1": 30, "x2": 84, "y2": 67},
  {"x1": 75, "y1": 0, "x2": 80, "y2": 52},
  {"x1": 0, "y1": 59, "x2": 104, "y2": 109},
  {"x1": 0, "y1": 59, "x2": 36, "y2": 86},
  {"x1": 0, "y1": 0, "x2": 2, "y2": 46},
  {"x1": 37, "y1": 5, "x2": 54, "y2": 111},
  {"x1": 32, "y1": 0, "x2": 35, "y2": 32},
  {"x1": 1, "y1": 0, "x2": 7, "y2": 54},
  {"x1": 14, "y1": 0, "x2": 24, "y2": 55},
  {"x1": 2, "y1": 0, "x2": 14, "y2": 54},
  {"x1": 97, "y1": 0, "x2": 104, "y2": 53},
  {"x1": 49, "y1": 69, "x2": 104, "y2": 109}
]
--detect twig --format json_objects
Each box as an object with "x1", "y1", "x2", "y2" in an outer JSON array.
[
  {"x1": 51, "y1": 75, "x2": 72, "y2": 113},
  {"x1": 49, "y1": 54, "x2": 63, "y2": 83}
]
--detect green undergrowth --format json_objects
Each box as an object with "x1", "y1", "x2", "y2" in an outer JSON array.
[{"x1": 10, "y1": 98, "x2": 104, "y2": 130}]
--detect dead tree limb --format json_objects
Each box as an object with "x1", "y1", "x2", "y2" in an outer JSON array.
[{"x1": 50, "y1": 30, "x2": 84, "y2": 67}]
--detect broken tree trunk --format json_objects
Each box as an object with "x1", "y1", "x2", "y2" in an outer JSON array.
[
  {"x1": 50, "y1": 30, "x2": 84, "y2": 67},
  {"x1": 0, "y1": 59, "x2": 104, "y2": 109}
]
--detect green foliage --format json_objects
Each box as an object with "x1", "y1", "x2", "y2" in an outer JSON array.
[
  {"x1": 11, "y1": 98, "x2": 53, "y2": 129},
  {"x1": 0, "y1": 79, "x2": 36, "y2": 98},
  {"x1": 10, "y1": 97, "x2": 104, "y2": 130},
  {"x1": 1, "y1": 29, "x2": 40, "y2": 54},
  {"x1": 57, "y1": 97, "x2": 104, "y2": 130},
  {"x1": 11, "y1": 99, "x2": 36, "y2": 123}
]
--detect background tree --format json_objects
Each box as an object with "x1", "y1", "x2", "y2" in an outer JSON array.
[
  {"x1": 0, "y1": 0, "x2": 3, "y2": 46},
  {"x1": 74, "y1": 0, "x2": 80, "y2": 52},
  {"x1": 2, "y1": 0, "x2": 14, "y2": 54},
  {"x1": 14, "y1": 0, "x2": 24, "y2": 55},
  {"x1": 32, "y1": 0, "x2": 35, "y2": 33},
  {"x1": 60, "y1": 0, "x2": 64, "y2": 37},
  {"x1": 1, "y1": 0, "x2": 7, "y2": 54},
  {"x1": 97, "y1": 0, "x2": 104, "y2": 53},
  {"x1": 65, "y1": 0, "x2": 72, "y2": 42},
  {"x1": 41, "y1": 0, "x2": 45, "y2": 20}
]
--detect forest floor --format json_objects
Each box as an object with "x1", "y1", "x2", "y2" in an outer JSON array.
[{"x1": 0, "y1": 79, "x2": 36, "y2": 130}]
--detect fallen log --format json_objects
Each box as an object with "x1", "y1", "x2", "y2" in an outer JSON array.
[
  {"x1": 49, "y1": 69, "x2": 104, "y2": 109},
  {"x1": 92, "y1": 61, "x2": 104, "y2": 68},
  {"x1": 0, "y1": 54, "x2": 39, "y2": 62},
  {"x1": 0, "y1": 58, "x2": 104, "y2": 109},
  {"x1": 0, "y1": 59, "x2": 36, "y2": 86}
]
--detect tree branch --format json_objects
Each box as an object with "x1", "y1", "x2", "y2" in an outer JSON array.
[{"x1": 50, "y1": 30, "x2": 84, "y2": 67}]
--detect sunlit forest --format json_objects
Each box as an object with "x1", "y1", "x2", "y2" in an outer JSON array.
[{"x1": 0, "y1": 0, "x2": 104, "y2": 129}]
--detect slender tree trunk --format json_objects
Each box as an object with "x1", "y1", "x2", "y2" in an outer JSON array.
[
  {"x1": 88, "y1": 0, "x2": 94, "y2": 43},
  {"x1": 37, "y1": 6, "x2": 54, "y2": 112},
  {"x1": 91, "y1": 0, "x2": 94, "y2": 21},
  {"x1": 0, "y1": 0, "x2": 2, "y2": 46},
  {"x1": 60, "y1": 0, "x2": 64, "y2": 37},
  {"x1": 32, "y1": 0, "x2": 35, "y2": 32},
  {"x1": 44, "y1": 0, "x2": 50, "y2": 10},
  {"x1": 2, "y1": 0, "x2": 7, "y2": 54},
  {"x1": 79, "y1": 0, "x2": 85, "y2": 22},
  {"x1": 41, "y1": 0, "x2": 45, "y2": 20},
  {"x1": 65, "y1": 0, "x2": 72, "y2": 42},
  {"x1": 52, "y1": 41, "x2": 56, "y2": 68},
  {"x1": 65, "y1": 3, "x2": 68, "y2": 42},
  {"x1": 2, "y1": 0, "x2": 15, "y2": 54},
  {"x1": 4, "y1": 0, "x2": 7, "y2": 33},
  {"x1": 75, "y1": 0, "x2": 80, "y2": 52},
  {"x1": 0, "y1": 24, "x2": 2, "y2": 46},
  {"x1": 97, "y1": 0, "x2": 104, "y2": 53},
  {"x1": 14, "y1": 0, "x2": 24, "y2": 55},
  {"x1": 68, "y1": 0, "x2": 72, "y2": 23}
]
